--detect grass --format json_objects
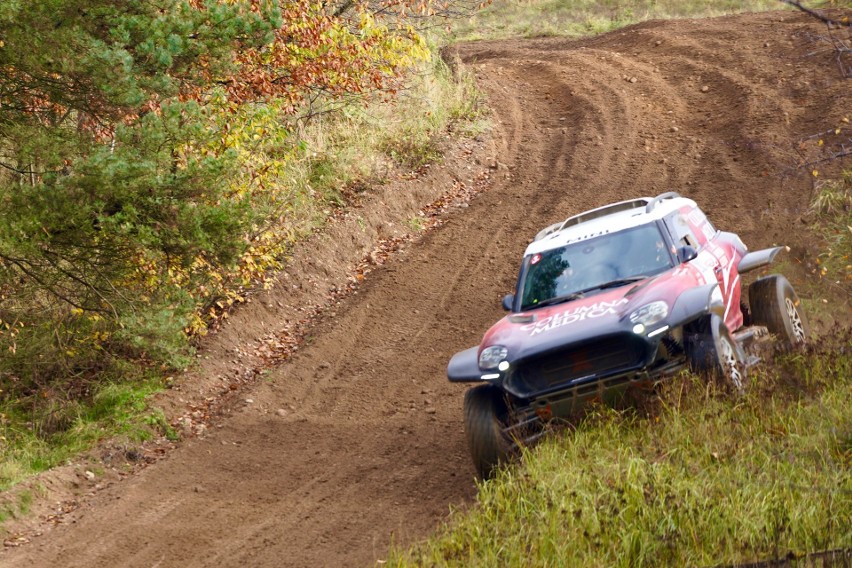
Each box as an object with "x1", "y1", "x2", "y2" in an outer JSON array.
[
  {"x1": 774, "y1": 168, "x2": 852, "y2": 326},
  {"x1": 0, "y1": 490, "x2": 32, "y2": 524},
  {"x1": 310, "y1": 52, "x2": 487, "y2": 180},
  {"x1": 447, "y1": 0, "x2": 787, "y2": 42},
  {"x1": 810, "y1": 170, "x2": 852, "y2": 287},
  {"x1": 390, "y1": 343, "x2": 852, "y2": 566},
  {"x1": 0, "y1": 377, "x2": 172, "y2": 491},
  {"x1": 407, "y1": 215, "x2": 427, "y2": 232}
]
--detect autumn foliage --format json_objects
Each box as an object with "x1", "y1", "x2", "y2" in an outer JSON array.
[{"x1": 0, "y1": 0, "x2": 443, "y2": 403}]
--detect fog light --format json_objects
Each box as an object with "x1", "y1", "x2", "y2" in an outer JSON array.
[
  {"x1": 632, "y1": 323, "x2": 646, "y2": 334},
  {"x1": 498, "y1": 361, "x2": 510, "y2": 371}
]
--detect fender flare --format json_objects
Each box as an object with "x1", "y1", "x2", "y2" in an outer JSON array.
[
  {"x1": 447, "y1": 346, "x2": 482, "y2": 382},
  {"x1": 669, "y1": 283, "x2": 724, "y2": 329}
]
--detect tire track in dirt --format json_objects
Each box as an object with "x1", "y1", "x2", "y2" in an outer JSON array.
[{"x1": 2, "y1": 10, "x2": 848, "y2": 567}]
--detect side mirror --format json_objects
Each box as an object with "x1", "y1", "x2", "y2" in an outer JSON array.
[
  {"x1": 677, "y1": 245, "x2": 698, "y2": 264},
  {"x1": 502, "y1": 294, "x2": 515, "y2": 311}
]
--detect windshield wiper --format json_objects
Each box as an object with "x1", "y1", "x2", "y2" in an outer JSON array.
[
  {"x1": 594, "y1": 276, "x2": 647, "y2": 290},
  {"x1": 531, "y1": 292, "x2": 585, "y2": 309}
]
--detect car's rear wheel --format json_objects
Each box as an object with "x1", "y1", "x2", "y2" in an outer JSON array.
[
  {"x1": 749, "y1": 275, "x2": 808, "y2": 349},
  {"x1": 687, "y1": 314, "x2": 746, "y2": 391},
  {"x1": 464, "y1": 385, "x2": 514, "y2": 480}
]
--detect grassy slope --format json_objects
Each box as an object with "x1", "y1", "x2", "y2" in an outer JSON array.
[
  {"x1": 392, "y1": 346, "x2": 852, "y2": 566},
  {"x1": 448, "y1": 0, "x2": 784, "y2": 42}
]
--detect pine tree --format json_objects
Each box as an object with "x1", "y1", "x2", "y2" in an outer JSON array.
[{"x1": 0, "y1": 1, "x2": 277, "y2": 386}]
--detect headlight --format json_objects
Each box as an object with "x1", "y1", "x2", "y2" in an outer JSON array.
[
  {"x1": 479, "y1": 345, "x2": 508, "y2": 370},
  {"x1": 629, "y1": 301, "x2": 669, "y2": 327}
]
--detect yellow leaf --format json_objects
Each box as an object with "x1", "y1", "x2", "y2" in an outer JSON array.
[
  {"x1": 812, "y1": 169, "x2": 819, "y2": 177},
  {"x1": 818, "y1": 139, "x2": 824, "y2": 146}
]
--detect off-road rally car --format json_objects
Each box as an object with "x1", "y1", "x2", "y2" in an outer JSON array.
[{"x1": 447, "y1": 192, "x2": 808, "y2": 479}]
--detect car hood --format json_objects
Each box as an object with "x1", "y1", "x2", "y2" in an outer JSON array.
[{"x1": 481, "y1": 271, "x2": 694, "y2": 362}]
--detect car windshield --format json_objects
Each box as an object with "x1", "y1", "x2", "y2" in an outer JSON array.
[{"x1": 520, "y1": 224, "x2": 674, "y2": 310}]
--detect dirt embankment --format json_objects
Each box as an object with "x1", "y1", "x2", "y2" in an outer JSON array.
[{"x1": 2, "y1": 10, "x2": 849, "y2": 568}]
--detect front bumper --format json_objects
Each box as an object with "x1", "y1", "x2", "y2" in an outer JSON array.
[
  {"x1": 519, "y1": 359, "x2": 685, "y2": 420},
  {"x1": 500, "y1": 330, "x2": 688, "y2": 419},
  {"x1": 503, "y1": 332, "x2": 651, "y2": 398}
]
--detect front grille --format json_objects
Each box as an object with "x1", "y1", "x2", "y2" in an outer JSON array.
[{"x1": 508, "y1": 333, "x2": 647, "y2": 397}]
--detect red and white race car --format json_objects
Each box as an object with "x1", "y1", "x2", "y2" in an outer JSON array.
[{"x1": 447, "y1": 192, "x2": 808, "y2": 478}]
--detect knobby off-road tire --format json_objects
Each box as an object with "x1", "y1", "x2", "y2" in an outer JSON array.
[
  {"x1": 749, "y1": 275, "x2": 808, "y2": 349},
  {"x1": 687, "y1": 314, "x2": 747, "y2": 392},
  {"x1": 463, "y1": 385, "x2": 514, "y2": 480}
]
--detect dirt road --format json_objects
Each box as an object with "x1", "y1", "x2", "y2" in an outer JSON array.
[{"x1": 2, "y1": 10, "x2": 848, "y2": 567}]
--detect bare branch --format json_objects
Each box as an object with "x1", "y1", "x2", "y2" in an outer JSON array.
[
  {"x1": 0, "y1": 161, "x2": 38, "y2": 176},
  {"x1": 779, "y1": 0, "x2": 852, "y2": 28},
  {"x1": 0, "y1": 254, "x2": 90, "y2": 312}
]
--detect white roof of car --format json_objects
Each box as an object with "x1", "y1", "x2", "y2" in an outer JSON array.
[{"x1": 524, "y1": 193, "x2": 697, "y2": 256}]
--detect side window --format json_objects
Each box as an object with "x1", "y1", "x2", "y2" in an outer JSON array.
[
  {"x1": 664, "y1": 212, "x2": 700, "y2": 249},
  {"x1": 686, "y1": 207, "x2": 717, "y2": 245}
]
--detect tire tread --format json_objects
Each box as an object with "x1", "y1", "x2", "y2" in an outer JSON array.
[
  {"x1": 749, "y1": 275, "x2": 808, "y2": 348},
  {"x1": 464, "y1": 385, "x2": 512, "y2": 479}
]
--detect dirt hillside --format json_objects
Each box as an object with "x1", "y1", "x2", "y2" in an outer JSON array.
[{"x1": 2, "y1": 10, "x2": 849, "y2": 567}]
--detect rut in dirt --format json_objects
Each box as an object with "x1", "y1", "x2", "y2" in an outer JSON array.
[{"x1": 2, "y1": 10, "x2": 848, "y2": 568}]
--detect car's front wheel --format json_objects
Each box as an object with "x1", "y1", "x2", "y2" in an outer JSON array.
[
  {"x1": 749, "y1": 275, "x2": 808, "y2": 349},
  {"x1": 464, "y1": 385, "x2": 514, "y2": 480},
  {"x1": 687, "y1": 314, "x2": 746, "y2": 391}
]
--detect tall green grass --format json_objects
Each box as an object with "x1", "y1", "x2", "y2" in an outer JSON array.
[
  {"x1": 391, "y1": 344, "x2": 851, "y2": 566},
  {"x1": 448, "y1": 0, "x2": 786, "y2": 41}
]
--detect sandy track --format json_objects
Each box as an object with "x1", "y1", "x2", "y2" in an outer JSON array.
[{"x1": 2, "y1": 10, "x2": 849, "y2": 567}]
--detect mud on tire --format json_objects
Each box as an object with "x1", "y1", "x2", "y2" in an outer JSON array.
[
  {"x1": 749, "y1": 275, "x2": 808, "y2": 349},
  {"x1": 687, "y1": 314, "x2": 747, "y2": 392},
  {"x1": 463, "y1": 385, "x2": 514, "y2": 480}
]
